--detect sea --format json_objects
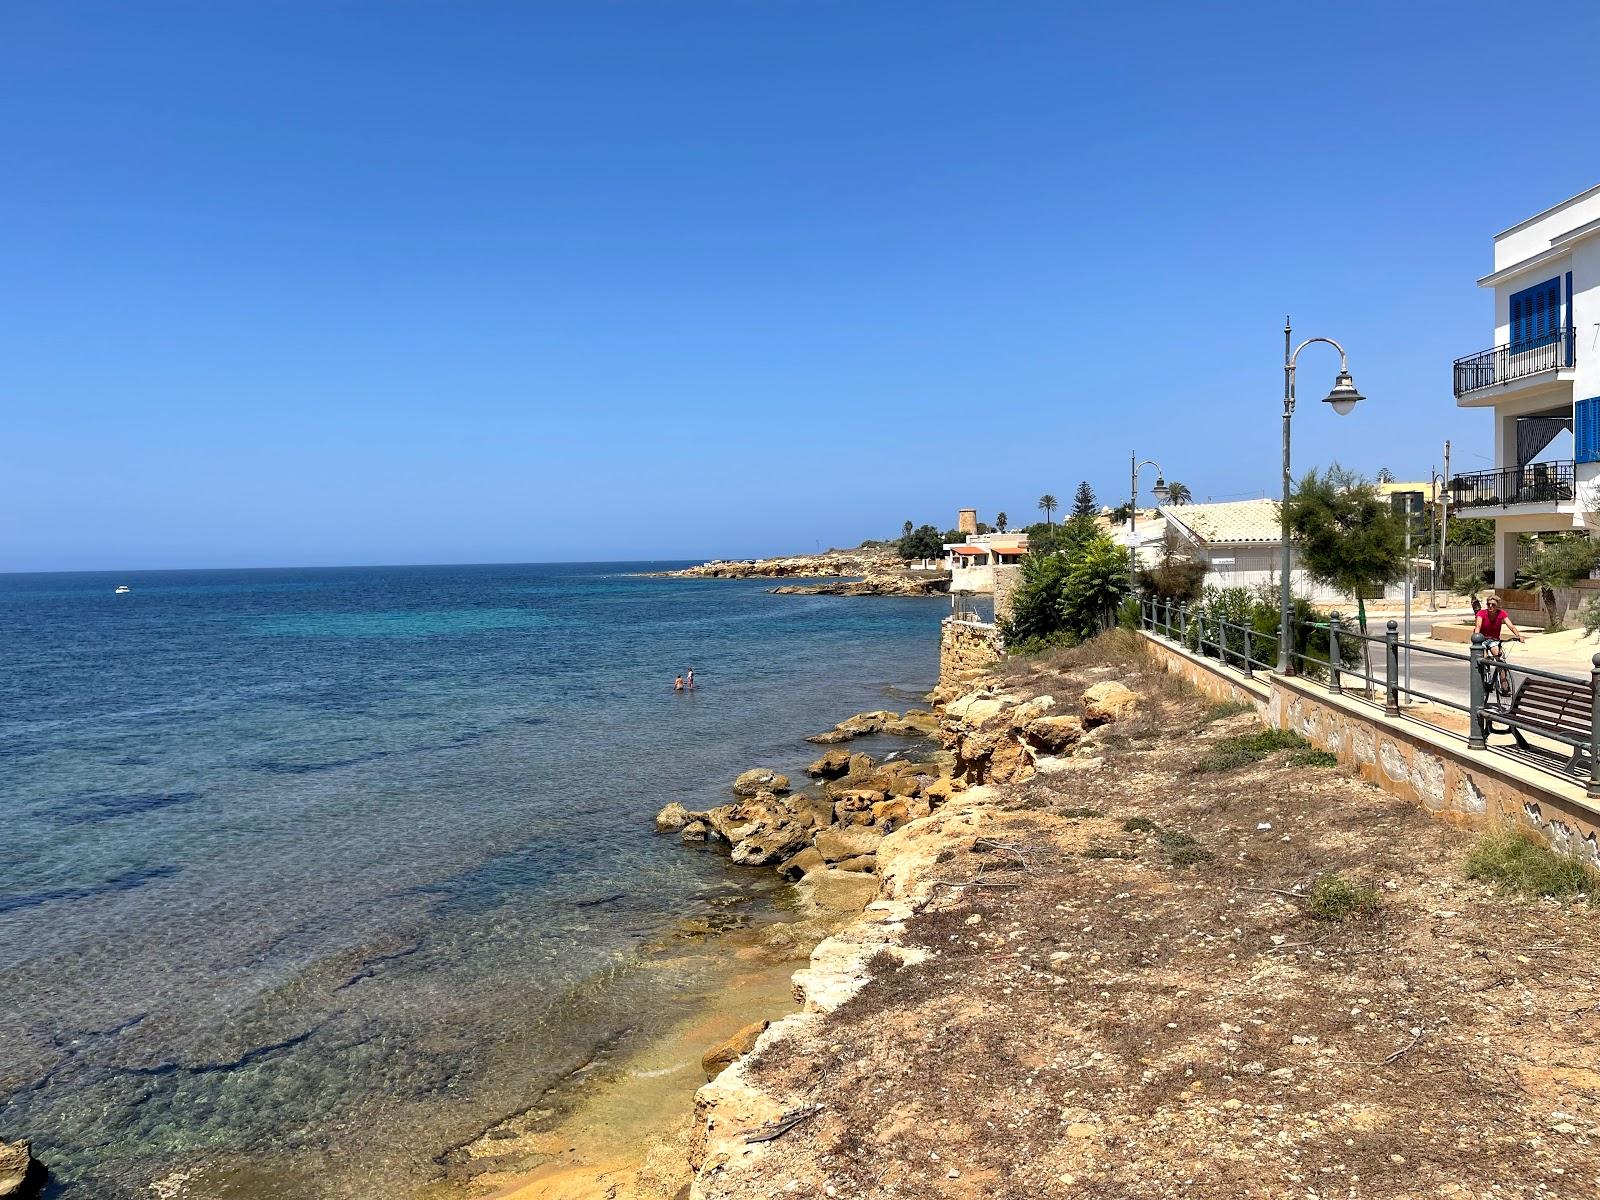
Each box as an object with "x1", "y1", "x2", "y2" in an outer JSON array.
[{"x1": 0, "y1": 563, "x2": 943, "y2": 1198}]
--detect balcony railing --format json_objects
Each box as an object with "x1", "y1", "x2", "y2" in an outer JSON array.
[
  {"x1": 1453, "y1": 329, "x2": 1575, "y2": 397},
  {"x1": 1449, "y1": 460, "x2": 1575, "y2": 509}
]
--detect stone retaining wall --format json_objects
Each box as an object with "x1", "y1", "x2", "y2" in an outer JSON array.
[
  {"x1": 939, "y1": 618, "x2": 1003, "y2": 688},
  {"x1": 1139, "y1": 631, "x2": 1600, "y2": 868}
]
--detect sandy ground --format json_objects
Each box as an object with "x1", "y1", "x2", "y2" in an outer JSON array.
[{"x1": 697, "y1": 642, "x2": 1600, "y2": 1198}]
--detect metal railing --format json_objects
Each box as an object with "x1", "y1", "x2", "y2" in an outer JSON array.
[
  {"x1": 1139, "y1": 598, "x2": 1600, "y2": 796},
  {"x1": 1448, "y1": 460, "x2": 1575, "y2": 509},
  {"x1": 1453, "y1": 328, "x2": 1574, "y2": 396}
]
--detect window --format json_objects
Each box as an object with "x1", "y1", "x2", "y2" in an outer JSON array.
[
  {"x1": 1509, "y1": 277, "x2": 1562, "y2": 350},
  {"x1": 1577, "y1": 398, "x2": 1600, "y2": 465}
]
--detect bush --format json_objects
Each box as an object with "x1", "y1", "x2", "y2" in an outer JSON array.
[
  {"x1": 1000, "y1": 529, "x2": 1131, "y2": 648},
  {"x1": 897, "y1": 524, "x2": 945, "y2": 561},
  {"x1": 1123, "y1": 816, "x2": 1158, "y2": 833},
  {"x1": 1306, "y1": 873, "x2": 1380, "y2": 921},
  {"x1": 1195, "y1": 728, "x2": 1308, "y2": 772},
  {"x1": 1289, "y1": 748, "x2": 1339, "y2": 768},
  {"x1": 1583, "y1": 596, "x2": 1600, "y2": 639},
  {"x1": 1464, "y1": 829, "x2": 1599, "y2": 899}
]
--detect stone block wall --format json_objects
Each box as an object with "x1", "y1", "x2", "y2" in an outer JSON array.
[
  {"x1": 992, "y1": 565, "x2": 1020, "y2": 626},
  {"x1": 939, "y1": 618, "x2": 1003, "y2": 688}
]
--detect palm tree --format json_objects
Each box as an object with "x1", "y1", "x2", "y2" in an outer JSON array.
[
  {"x1": 1037, "y1": 494, "x2": 1058, "y2": 525},
  {"x1": 1164, "y1": 481, "x2": 1193, "y2": 505},
  {"x1": 902, "y1": 520, "x2": 914, "y2": 538},
  {"x1": 996, "y1": 512, "x2": 1008, "y2": 532}
]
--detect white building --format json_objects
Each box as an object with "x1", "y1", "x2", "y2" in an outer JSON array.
[
  {"x1": 1160, "y1": 499, "x2": 1343, "y2": 603},
  {"x1": 942, "y1": 530, "x2": 1028, "y2": 594},
  {"x1": 1451, "y1": 183, "x2": 1600, "y2": 585}
]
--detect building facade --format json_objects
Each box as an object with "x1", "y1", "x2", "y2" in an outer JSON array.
[
  {"x1": 1159, "y1": 499, "x2": 1344, "y2": 603},
  {"x1": 1451, "y1": 183, "x2": 1600, "y2": 585}
]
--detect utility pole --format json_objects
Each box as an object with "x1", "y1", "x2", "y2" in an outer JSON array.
[{"x1": 1442, "y1": 439, "x2": 1451, "y2": 597}]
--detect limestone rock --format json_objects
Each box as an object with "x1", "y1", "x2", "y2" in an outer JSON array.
[
  {"x1": 872, "y1": 797, "x2": 911, "y2": 831},
  {"x1": 846, "y1": 751, "x2": 877, "y2": 778},
  {"x1": 787, "y1": 793, "x2": 836, "y2": 829},
  {"x1": 777, "y1": 846, "x2": 825, "y2": 880},
  {"x1": 0, "y1": 1140, "x2": 40, "y2": 1200},
  {"x1": 835, "y1": 853, "x2": 877, "y2": 873},
  {"x1": 882, "y1": 709, "x2": 940, "y2": 737},
  {"x1": 806, "y1": 749, "x2": 852, "y2": 778},
  {"x1": 1007, "y1": 695, "x2": 1056, "y2": 729},
  {"x1": 680, "y1": 820, "x2": 709, "y2": 844},
  {"x1": 654, "y1": 802, "x2": 694, "y2": 832},
  {"x1": 987, "y1": 736, "x2": 1036, "y2": 784},
  {"x1": 1025, "y1": 714, "x2": 1086, "y2": 752},
  {"x1": 1081, "y1": 680, "x2": 1138, "y2": 725},
  {"x1": 731, "y1": 820, "x2": 809, "y2": 867},
  {"x1": 701, "y1": 1020, "x2": 770, "y2": 1080},
  {"x1": 816, "y1": 824, "x2": 885, "y2": 862},
  {"x1": 922, "y1": 776, "x2": 966, "y2": 808},
  {"x1": 732, "y1": 768, "x2": 790, "y2": 797}
]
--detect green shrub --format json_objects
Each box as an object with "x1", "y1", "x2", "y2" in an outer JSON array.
[
  {"x1": 1206, "y1": 700, "x2": 1254, "y2": 721},
  {"x1": 1158, "y1": 829, "x2": 1211, "y2": 866},
  {"x1": 1581, "y1": 595, "x2": 1600, "y2": 639},
  {"x1": 1195, "y1": 728, "x2": 1309, "y2": 772},
  {"x1": 1123, "y1": 816, "x2": 1158, "y2": 833},
  {"x1": 1464, "y1": 829, "x2": 1598, "y2": 900},
  {"x1": 1306, "y1": 873, "x2": 1380, "y2": 921},
  {"x1": 1289, "y1": 749, "x2": 1339, "y2": 768}
]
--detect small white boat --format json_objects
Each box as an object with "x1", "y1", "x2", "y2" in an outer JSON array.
[{"x1": 115, "y1": 585, "x2": 131, "y2": 594}]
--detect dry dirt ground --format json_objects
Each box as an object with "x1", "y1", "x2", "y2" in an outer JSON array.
[{"x1": 726, "y1": 644, "x2": 1600, "y2": 1199}]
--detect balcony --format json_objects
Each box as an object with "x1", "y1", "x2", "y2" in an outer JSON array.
[
  {"x1": 1449, "y1": 460, "x2": 1575, "y2": 510},
  {"x1": 1453, "y1": 329, "x2": 1574, "y2": 397}
]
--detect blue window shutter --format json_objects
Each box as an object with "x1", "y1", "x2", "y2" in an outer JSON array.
[
  {"x1": 1576, "y1": 399, "x2": 1600, "y2": 465},
  {"x1": 1510, "y1": 277, "x2": 1563, "y2": 349}
]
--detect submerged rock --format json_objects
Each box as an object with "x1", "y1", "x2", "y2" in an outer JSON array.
[
  {"x1": 702, "y1": 1020, "x2": 770, "y2": 1080},
  {"x1": 680, "y1": 820, "x2": 709, "y2": 844}
]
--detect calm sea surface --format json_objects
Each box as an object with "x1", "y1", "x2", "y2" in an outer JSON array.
[{"x1": 0, "y1": 563, "x2": 941, "y2": 1198}]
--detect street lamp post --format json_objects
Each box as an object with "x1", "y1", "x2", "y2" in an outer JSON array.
[
  {"x1": 1278, "y1": 316, "x2": 1366, "y2": 674},
  {"x1": 1129, "y1": 455, "x2": 1170, "y2": 594}
]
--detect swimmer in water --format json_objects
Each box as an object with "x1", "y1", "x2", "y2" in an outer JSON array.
[{"x1": 673, "y1": 676, "x2": 685, "y2": 692}]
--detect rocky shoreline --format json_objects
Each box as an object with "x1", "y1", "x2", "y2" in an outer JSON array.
[{"x1": 649, "y1": 549, "x2": 950, "y2": 597}]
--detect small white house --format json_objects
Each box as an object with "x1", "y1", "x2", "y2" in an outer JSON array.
[
  {"x1": 943, "y1": 531, "x2": 1029, "y2": 594},
  {"x1": 1159, "y1": 499, "x2": 1344, "y2": 603}
]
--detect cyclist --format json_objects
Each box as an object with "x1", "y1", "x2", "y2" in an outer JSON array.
[{"x1": 1475, "y1": 594, "x2": 1524, "y2": 697}]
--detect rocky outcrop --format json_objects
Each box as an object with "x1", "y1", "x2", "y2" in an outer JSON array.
[
  {"x1": 659, "y1": 547, "x2": 902, "y2": 580},
  {"x1": 805, "y1": 708, "x2": 937, "y2": 745},
  {"x1": 768, "y1": 567, "x2": 948, "y2": 597},
  {"x1": 933, "y1": 679, "x2": 1140, "y2": 787},
  {"x1": 654, "y1": 748, "x2": 960, "y2": 885},
  {"x1": 0, "y1": 1140, "x2": 42, "y2": 1200}
]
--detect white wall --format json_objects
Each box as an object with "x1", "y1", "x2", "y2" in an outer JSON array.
[{"x1": 1197, "y1": 545, "x2": 1344, "y2": 604}]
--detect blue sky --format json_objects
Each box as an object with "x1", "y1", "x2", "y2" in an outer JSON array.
[{"x1": 6, "y1": 1, "x2": 1600, "y2": 570}]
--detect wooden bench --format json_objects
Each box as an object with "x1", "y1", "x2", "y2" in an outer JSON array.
[{"x1": 1494, "y1": 676, "x2": 1595, "y2": 773}]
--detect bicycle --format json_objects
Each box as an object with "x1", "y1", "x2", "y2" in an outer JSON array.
[{"x1": 1476, "y1": 636, "x2": 1523, "y2": 733}]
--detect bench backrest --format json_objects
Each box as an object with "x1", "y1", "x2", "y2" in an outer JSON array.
[{"x1": 1509, "y1": 677, "x2": 1594, "y2": 736}]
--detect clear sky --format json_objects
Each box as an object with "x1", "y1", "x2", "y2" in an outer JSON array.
[{"x1": 7, "y1": 1, "x2": 1600, "y2": 571}]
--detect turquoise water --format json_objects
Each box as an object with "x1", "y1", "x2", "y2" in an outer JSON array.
[{"x1": 0, "y1": 563, "x2": 941, "y2": 1197}]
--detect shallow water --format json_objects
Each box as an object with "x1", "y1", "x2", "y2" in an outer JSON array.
[{"x1": 0, "y1": 563, "x2": 941, "y2": 1197}]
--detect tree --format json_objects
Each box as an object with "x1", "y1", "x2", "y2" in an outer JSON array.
[
  {"x1": 902, "y1": 520, "x2": 913, "y2": 539},
  {"x1": 996, "y1": 512, "x2": 1008, "y2": 532},
  {"x1": 1071, "y1": 481, "x2": 1097, "y2": 518},
  {"x1": 1037, "y1": 494, "x2": 1058, "y2": 525},
  {"x1": 1518, "y1": 537, "x2": 1598, "y2": 628},
  {"x1": 897, "y1": 524, "x2": 945, "y2": 561},
  {"x1": 1001, "y1": 530, "x2": 1130, "y2": 647},
  {"x1": 1164, "y1": 481, "x2": 1193, "y2": 505},
  {"x1": 1376, "y1": 467, "x2": 1394, "y2": 484},
  {"x1": 1284, "y1": 464, "x2": 1405, "y2": 635},
  {"x1": 1138, "y1": 545, "x2": 1207, "y2": 602},
  {"x1": 1110, "y1": 501, "x2": 1135, "y2": 524}
]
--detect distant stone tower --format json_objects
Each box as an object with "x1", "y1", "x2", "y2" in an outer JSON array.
[{"x1": 957, "y1": 508, "x2": 978, "y2": 535}]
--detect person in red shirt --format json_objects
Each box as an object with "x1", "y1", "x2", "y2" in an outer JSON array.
[{"x1": 1474, "y1": 594, "x2": 1522, "y2": 645}]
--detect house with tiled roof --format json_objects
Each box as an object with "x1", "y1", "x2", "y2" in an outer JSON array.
[{"x1": 1159, "y1": 498, "x2": 1344, "y2": 602}]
